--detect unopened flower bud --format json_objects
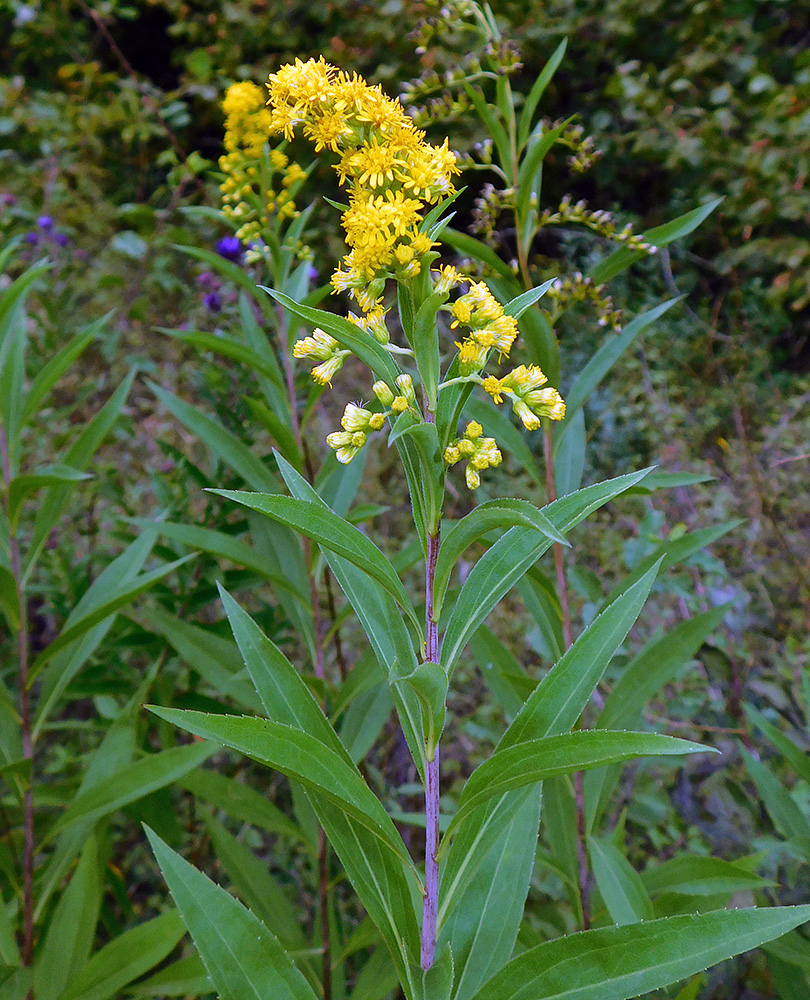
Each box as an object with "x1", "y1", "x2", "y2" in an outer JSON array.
[{"x1": 373, "y1": 380, "x2": 395, "y2": 406}]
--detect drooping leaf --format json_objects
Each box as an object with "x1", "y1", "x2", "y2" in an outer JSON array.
[
  {"x1": 147, "y1": 707, "x2": 416, "y2": 874},
  {"x1": 587, "y1": 835, "x2": 653, "y2": 926},
  {"x1": 213, "y1": 489, "x2": 421, "y2": 634}
]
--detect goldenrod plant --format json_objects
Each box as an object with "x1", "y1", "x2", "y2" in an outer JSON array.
[{"x1": 145, "y1": 51, "x2": 810, "y2": 1000}]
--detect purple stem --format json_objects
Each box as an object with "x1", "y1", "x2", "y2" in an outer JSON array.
[{"x1": 421, "y1": 520, "x2": 441, "y2": 969}]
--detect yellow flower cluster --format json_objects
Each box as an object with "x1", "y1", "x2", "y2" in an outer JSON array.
[
  {"x1": 483, "y1": 365, "x2": 566, "y2": 429},
  {"x1": 219, "y1": 81, "x2": 306, "y2": 246},
  {"x1": 443, "y1": 421, "x2": 503, "y2": 490},
  {"x1": 266, "y1": 58, "x2": 460, "y2": 309},
  {"x1": 449, "y1": 280, "x2": 519, "y2": 374}
]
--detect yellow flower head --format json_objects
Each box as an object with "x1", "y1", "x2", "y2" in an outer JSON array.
[
  {"x1": 266, "y1": 57, "x2": 459, "y2": 301},
  {"x1": 444, "y1": 421, "x2": 502, "y2": 490}
]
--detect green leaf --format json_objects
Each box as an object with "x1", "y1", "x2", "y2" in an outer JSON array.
[
  {"x1": 150, "y1": 382, "x2": 277, "y2": 492},
  {"x1": 218, "y1": 584, "x2": 352, "y2": 765},
  {"x1": 203, "y1": 811, "x2": 307, "y2": 950},
  {"x1": 441, "y1": 229, "x2": 517, "y2": 282},
  {"x1": 588, "y1": 835, "x2": 653, "y2": 926},
  {"x1": 442, "y1": 790, "x2": 540, "y2": 1000},
  {"x1": 163, "y1": 327, "x2": 286, "y2": 382},
  {"x1": 124, "y1": 954, "x2": 210, "y2": 998},
  {"x1": 146, "y1": 828, "x2": 319, "y2": 1000},
  {"x1": 746, "y1": 705, "x2": 810, "y2": 786},
  {"x1": 179, "y1": 768, "x2": 303, "y2": 843},
  {"x1": 444, "y1": 730, "x2": 709, "y2": 841},
  {"x1": 147, "y1": 707, "x2": 417, "y2": 875},
  {"x1": 640, "y1": 856, "x2": 774, "y2": 897},
  {"x1": 140, "y1": 604, "x2": 262, "y2": 711},
  {"x1": 434, "y1": 498, "x2": 569, "y2": 618},
  {"x1": 412, "y1": 290, "x2": 447, "y2": 410},
  {"x1": 28, "y1": 372, "x2": 135, "y2": 574},
  {"x1": 21, "y1": 316, "x2": 104, "y2": 425},
  {"x1": 742, "y1": 748, "x2": 810, "y2": 846},
  {"x1": 517, "y1": 39, "x2": 568, "y2": 149},
  {"x1": 590, "y1": 198, "x2": 723, "y2": 286},
  {"x1": 262, "y1": 286, "x2": 400, "y2": 384},
  {"x1": 586, "y1": 605, "x2": 728, "y2": 829},
  {"x1": 34, "y1": 837, "x2": 102, "y2": 1000},
  {"x1": 7, "y1": 465, "x2": 91, "y2": 530},
  {"x1": 463, "y1": 83, "x2": 511, "y2": 172},
  {"x1": 553, "y1": 407, "x2": 586, "y2": 497},
  {"x1": 502, "y1": 278, "x2": 556, "y2": 319},
  {"x1": 390, "y1": 413, "x2": 445, "y2": 539},
  {"x1": 469, "y1": 906, "x2": 810, "y2": 1000},
  {"x1": 516, "y1": 119, "x2": 574, "y2": 229},
  {"x1": 440, "y1": 470, "x2": 654, "y2": 675},
  {"x1": 603, "y1": 520, "x2": 741, "y2": 607},
  {"x1": 47, "y1": 742, "x2": 215, "y2": 841},
  {"x1": 127, "y1": 517, "x2": 308, "y2": 602},
  {"x1": 61, "y1": 910, "x2": 186, "y2": 1000},
  {"x1": 517, "y1": 567, "x2": 564, "y2": 662},
  {"x1": 28, "y1": 553, "x2": 195, "y2": 682},
  {"x1": 561, "y1": 299, "x2": 682, "y2": 422},
  {"x1": 469, "y1": 626, "x2": 535, "y2": 719},
  {"x1": 33, "y1": 530, "x2": 158, "y2": 734},
  {"x1": 213, "y1": 489, "x2": 421, "y2": 634},
  {"x1": 394, "y1": 661, "x2": 447, "y2": 760},
  {"x1": 500, "y1": 562, "x2": 661, "y2": 749},
  {"x1": 245, "y1": 395, "x2": 301, "y2": 472}
]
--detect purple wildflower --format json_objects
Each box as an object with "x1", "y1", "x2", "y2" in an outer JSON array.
[
  {"x1": 24, "y1": 232, "x2": 38, "y2": 245},
  {"x1": 216, "y1": 235, "x2": 242, "y2": 261},
  {"x1": 54, "y1": 232, "x2": 69, "y2": 247},
  {"x1": 203, "y1": 292, "x2": 222, "y2": 312},
  {"x1": 37, "y1": 215, "x2": 54, "y2": 231}
]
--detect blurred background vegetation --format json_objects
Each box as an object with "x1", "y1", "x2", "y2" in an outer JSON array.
[{"x1": 1, "y1": 0, "x2": 808, "y2": 997}]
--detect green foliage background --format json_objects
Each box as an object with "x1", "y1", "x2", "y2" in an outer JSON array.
[{"x1": 1, "y1": 1, "x2": 809, "y2": 998}]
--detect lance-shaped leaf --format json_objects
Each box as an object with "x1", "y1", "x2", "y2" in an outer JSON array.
[
  {"x1": 433, "y1": 498, "x2": 568, "y2": 619},
  {"x1": 469, "y1": 905, "x2": 810, "y2": 1000},
  {"x1": 146, "y1": 829, "x2": 319, "y2": 1000},
  {"x1": 390, "y1": 413, "x2": 445, "y2": 544},
  {"x1": 212, "y1": 488, "x2": 422, "y2": 635},
  {"x1": 440, "y1": 468, "x2": 654, "y2": 674},
  {"x1": 28, "y1": 553, "x2": 196, "y2": 682},
  {"x1": 640, "y1": 856, "x2": 774, "y2": 898},
  {"x1": 441, "y1": 789, "x2": 540, "y2": 1000},
  {"x1": 150, "y1": 382, "x2": 277, "y2": 492},
  {"x1": 8, "y1": 465, "x2": 91, "y2": 530},
  {"x1": 147, "y1": 707, "x2": 417, "y2": 875},
  {"x1": 46, "y1": 741, "x2": 215, "y2": 842},
  {"x1": 502, "y1": 277, "x2": 556, "y2": 319},
  {"x1": 517, "y1": 38, "x2": 567, "y2": 149},
  {"x1": 262, "y1": 286, "x2": 400, "y2": 384},
  {"x1": 412, "y1": 290, "x2": 447, "y2": 410},
  {"x1": 586, "y1": 604, "x2": 729, "y2": 829},
  {"x1": 273, "y1": 454, "x2": 425, "y2": 778},
  {"x1": 218, "y1": 584, "x2": 353, "y2": 766},
  {"x1": 444, "y1": 730, "x2": 711, "y2": 842},
  {"x1": 21, "y1": 316, "x2": 104, "y2": 425},
  {"x1": 60, "y1": 909, "x2": 186, "y2": 1000},
  {"x1": 498, "y1": 562, "x2": 661, "y2": 751},
  {"x1": 516, "y1": 118, "x2": 574, "y2": 231},
  {"x1": 560, "y1": 298, "x2": 681, "y2": 425},
  {"x1": 587, "y1": 835, "x2": 653, "y2": 926}
]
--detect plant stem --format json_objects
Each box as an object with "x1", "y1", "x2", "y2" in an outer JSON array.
[
  {"x1": 421, "y1": 405, "x2": 441, "y2": 971},
  {"x1": 278, "y1": 310, "x2": 331, "y2": 1000},
  {"x1": 1, "y1": 429, "x2": 35, "y2": 969},
  {"x1": 542, "y1": 422, "x2": 590, "y2": 929}
]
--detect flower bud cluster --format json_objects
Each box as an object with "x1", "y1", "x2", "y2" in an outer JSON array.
[
  {"x1": 546, "y1": 274, "x2": 622, "y2": 331},
  {"x1": 470, "y1": 182, "x2": 513, "y2": 246},
  {"x1": 483, "y1": 364, "x2": 566, "y2": 430},
  {"x1": 219, "y1": 81, "x2": 306, "y2": 247},
  {"x1": 326, "y1": 375, "x2": 417, "y2": 465},
  {"x1": 266, "y1": 58, "x2": 460, "y2": 310},
  {"x1": 292, "y1": 328, "x2": 350, "y2": 385},
  {"x1": 539, "y1": 195, "x2": 657, "y2": 254},
  {"x1": 448, "y1": 279, "x2": 519, "y2": 373},
  {"x1": 443, "y1": 420, "x2": 503, "y2": 489}
]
